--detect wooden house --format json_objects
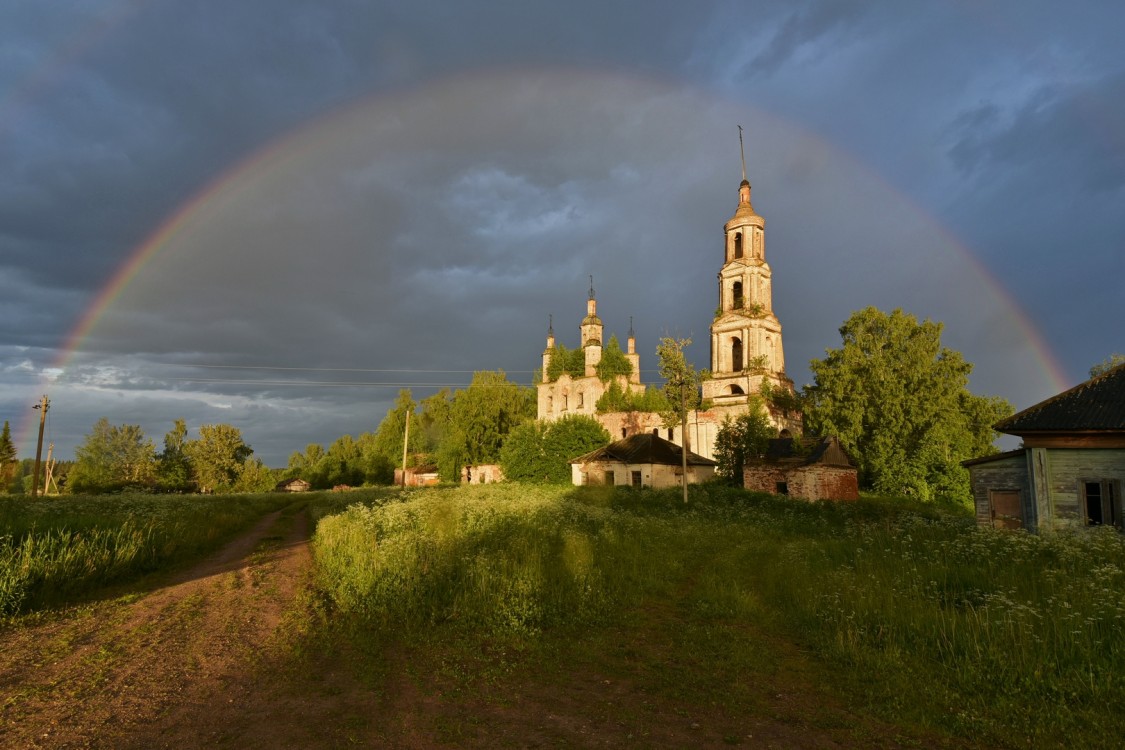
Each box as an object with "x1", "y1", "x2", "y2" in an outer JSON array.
[
  {"x1": 963, "y1": 364, "x2": 1125, "y2": 531},
  {"x1": 743, "y1": 435, "x2": 859, "y2": 501},
  {"x1": 275, "y1": 477, "x2": 311, "y2": 493},
  {"x1": 569, "y1": 433, "x2": 717, "y2": 488}
]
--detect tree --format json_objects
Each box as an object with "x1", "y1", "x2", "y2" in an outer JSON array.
[
  {"x1": 656, "y1": 337, "x2": 702, "y2": 502},
  {"x1": 371, "y1": 390, "x2": 421, "y2": 468},
  {"x1": 1090, "y1": 354, "x2": 1125, "y2": 378},
  {"x1": 448, "y1": 370, "x2": 537, "y2": 468},
  {"x1": 69, "y1": 418, "x2": 156, "y2": 493},
  {"x1": 500, "y1": 415, "x2": 611, "y2": 483},
  {"x1": 156, "y1": 419, "x2": 194, "y2": 492},
  {"x1": 594, "y1": 334, "x2": 633, "y2": 382},
  {"x1": 184, "y1": 424, "x2": 253, "y2": 493},
  {"x1": 804, "y1": 307, "x2": 1013, "y2": 503},
  {"x1": 232, "y1": 458, "x2": 279, "y2": 493},
  {"x1": 713, "y1": 400, "x2": 777, "y2": 482},
  {"x1": 0, "y1": 420, "x2": 16, "y2": 489},
  {"x1": 545, "y1": 344, "x2": 585, "y2": 381}
]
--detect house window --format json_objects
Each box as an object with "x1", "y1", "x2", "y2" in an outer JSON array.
[
  {"x1": 732, "y1": 337, "x2": 743, "y2": 371},
  {"x1": 1082, "y1": 480, "x2": 1121, "y2": 529},
  {"x1": 631, "y1": 470, "x2": 642, "y2": 487},
  {"x1": 734, "y1": 232, "x2": 743, "y2": 259},
  {"x1": 732, "y1": 281, "x2": 743, "y2": 309},
  {"x1": 604, "y1": 470, "x2": 615, "y2": 486}
]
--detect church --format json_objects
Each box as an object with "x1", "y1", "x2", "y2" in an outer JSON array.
[{"x1": 536, "y1": 163, "x2": 803, "y2": 460}]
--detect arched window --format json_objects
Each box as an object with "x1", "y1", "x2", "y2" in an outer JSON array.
[
  {"x1": 668, "y1": 428, "x2": 674, "y2": 441},
  {"x1": 732, "y1": 281, "x2": 743, "y2": 309},
  {"x1": 548, "y1": 395, "x2": 553, "y2": 411},
  {"x1": 731, "y1": 337, "x2": 743, "y2": 372},
  {"x1": 577, "y1": 391, "x2": 584, "y2": 408},
  {"x1": 621, "y1": 428, "x2": 627, "y2": 438},
  {"x1": 734, "y1": 232, "x2": 743, "y2": 259},
  {"x1": 652, "y1": 428, "x2": 659, "y2": 436},
  {"x1": 729, "y1": 384, "x2": 745, "y2": 395},
  {"x1": 562, "y1": 394, "x2": 568, "y2": 411}
]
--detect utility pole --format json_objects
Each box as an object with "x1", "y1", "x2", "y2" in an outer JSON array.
[
  {"x1": 680, "y1": 380, "x2": 688, "y2": 504},
  {"x1": 31, "y1": 394, "x2": 49, "y2": 498},
  {"x1": 401, "y1": 408, "x2": 411, "y2": 488}
]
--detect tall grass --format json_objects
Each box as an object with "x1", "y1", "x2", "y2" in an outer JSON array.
[
  {"x1": 313, "y1": 483, "x2": 1125, "y2": 748},
  {"x1": 0, "y1": 492, "x2": 292, "y2": 616}
]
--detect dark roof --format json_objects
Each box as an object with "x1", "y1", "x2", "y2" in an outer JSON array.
[
  {"x1": 570, "y1": 433, "x2": 717, "y2": 467},
  {"x1": 757, "y1": 435, "x2": 855, "y2": 468},
  {"x1": 996, "y1": 363, "x2": 1125, "y2": 434},
  {"x1": 961, "y1": 448, "x2": 1026, "y2": 468}
]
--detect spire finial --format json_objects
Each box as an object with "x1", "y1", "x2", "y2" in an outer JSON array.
[
  {"x1": 629, "y1": 316, "x2": 635, "y2": 338},
  {"x1": 548, "y1": 314, "x2": 553, "y2": 335},
  {"x1": 738, "y1": 125, "x2": 747, "y2": 182},
  {"x1": 588, "y1": 275, "x2": 595, "y2": 300}
]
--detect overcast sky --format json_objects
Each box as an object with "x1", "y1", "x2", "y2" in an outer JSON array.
[{"x1": 2, "y1": 1, "x2": 1122, "y2": 466}]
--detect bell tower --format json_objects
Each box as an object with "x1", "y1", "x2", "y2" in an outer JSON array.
[{"x1": 702, "y1": 131, "x2": 790, "y2": 406}]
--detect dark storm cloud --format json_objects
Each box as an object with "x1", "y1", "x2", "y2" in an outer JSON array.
[{"x1": 2, "y1": 1, "x2": 1123, "y2": 464}]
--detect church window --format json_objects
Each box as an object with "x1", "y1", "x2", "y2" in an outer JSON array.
[
  {"x1": 731, "y1": 337, "x2": 743, "y2": 372},
  {"x1": 652, "y1": 428, "x2": 659, "y2": 436},
  {"x1": 732, "y1": 281, "x2": 743, "y2": 309},
  {"x1": 548, "y1": 395, "x2": 553, "y2": 411},
  {"x1": 578, "y1": 391, "x2": 584, "y2": 408},
  {"x1": 562, "y1": 394, "x2": 568, "y2": 411},
  {"x1": 621, "y1": 428, "x2": 627, "y2": 438},
  {"x1": 734, "y1": 232, "x2": 743, "y2": 259},
  {"x1": 729, "y1": 385, "x2": 744, "y2": 395},
  {"x1": 668, "y1": 428, "x2": 674, "y2": 441}
]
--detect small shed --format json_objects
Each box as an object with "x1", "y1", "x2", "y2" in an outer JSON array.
[
  {"x1": 569, "y1": 433, "x2": 717, "y2": 488},
  {"x1": 275, "y1": 477, "x2": 311, "y2": 493},
  {"x1": 394, "y1": 465, "x2": 442, "y2": 487},
  {"x1": 743, "y1": 435, "x2": 859, "y2": 501},
  {"x1": 462, "y1": 464, "x2": 504, "y2": 484}
]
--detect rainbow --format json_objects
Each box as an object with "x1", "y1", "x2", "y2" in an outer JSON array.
[{"x1": 19, "y1": 69, "x2": 1074, "y2": 455}]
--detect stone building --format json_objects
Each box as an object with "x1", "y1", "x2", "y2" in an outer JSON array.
[
  {"x1": 570, "y1": 433, "x2": 717, "y2": 489},
  {"x1": 743, "y1": 435, "x2": 859, "y2": 501},
  {"x1": 536, "y1": 168, "x2": 801, "y2": 460}
]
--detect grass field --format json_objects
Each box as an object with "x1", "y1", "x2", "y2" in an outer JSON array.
[
  {"x1": 312, "y1": 483, "x2": 1125, "y2": 748},
  {"x1": 0, "y1": 491, "x2": 297, "y2": 617}
]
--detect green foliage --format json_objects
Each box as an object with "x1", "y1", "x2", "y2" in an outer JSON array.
[
  {"x1": 0, "y1": 492, "x2": 290, "y2": 615},
  {"x1": 594, "y1": 381, "x2": 670, "y2": 414},
  {"x1": 713, "y1": 401, "x2": 777, "y2": 481},
  {"x1": 594, "y1": 334, "x2": 632, "y2": 382},
  {"x1": 545, "y1": 343, "x2": 585, "y2": 381},
  {"x1": 500, "y1": 415, "x2": 610, "y2": 483},
  {"x1": 184, "y1": 423, "x2": 253, "y2": 493},
  {"x1": 370, "y1": 390, "x2": 421, "y2": 468},
  {"x1": 232, "y1": 458, "x2": 279, "y2": 493},
  {"x1": 155, "y1": 419, "x2": 193, "y2": 492},
  {"x1": 68, "y1": 418, "x2": 156, "y2": 494},
  {"x1": 0, "y1": 420, "x2": 16, "y2": 490},
  {"x1": 313, "y1": 483, "x2": 1125, "y2": 748},
  {"x1": 759, "y1": 377, "x2": 802, "y2": 414},
  {"x1": 1090, "y1": 353, "x2": 1125, "y2": 378},
  {"x1": 656, "y1": 336, "x2": 701, "y2": 429},
  {"x1": 448, "y1": 370, "x2": 537, "y2": 468},
  {"x1": 804, "y1": 307, "x2": 1014, "y2": 503}
]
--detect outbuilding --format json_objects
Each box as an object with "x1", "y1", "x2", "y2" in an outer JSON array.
[
  {"x1": 964, "y1": 364, "x2": 1125, "y2": 531},
  {"x1": 743, "y1": 435, "x2": 859, "y2": 501},
  {"x1": 275, "y1": 477, "x2": 311, "y2": 493},
  {"x1": 569, "y1": 433, "x2": 717, "y2": 488}
]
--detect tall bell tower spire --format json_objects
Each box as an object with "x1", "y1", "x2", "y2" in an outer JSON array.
[{"x1": 702, "y1": 131, "x2": 791, "y2": 406}]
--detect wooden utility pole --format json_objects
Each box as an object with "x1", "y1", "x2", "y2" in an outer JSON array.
[
  {"x1": 680, "y1": 380, "x2": 689, "y2": 504},
  {"x1": 401, "y1": 408, "x2": 411, "y2": 488},
  {"x1": 31, "y1": 394, "x2": 49, "y2": 498}
]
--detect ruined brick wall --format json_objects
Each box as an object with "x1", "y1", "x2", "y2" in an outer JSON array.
[{"x1": 743, "y1": 464, "x2": 858, "y2": 501}]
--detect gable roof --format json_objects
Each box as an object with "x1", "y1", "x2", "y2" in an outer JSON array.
[
  {"x1": 570, "y1": 433, "x2": 717, "y2": 467},
  {"x1": 756, "y1": 435, "x2": 855, "y2": 468},
  {"x1": 996, "y1": 363, "x2": 1125, "y2": 434}
]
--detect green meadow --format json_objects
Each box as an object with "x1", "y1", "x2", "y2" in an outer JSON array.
[
  {"x1": 314, "y1": 484, "x2": 1125, "y2": 748},
  {"x1": 3, "y1": 484, "x2": 1123, "y2": 747}
]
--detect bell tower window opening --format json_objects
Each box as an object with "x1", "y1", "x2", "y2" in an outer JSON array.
[
  {"x1": 731, "y1": 337, "x2": 743, "y2": 372},
  {"x1": 732, "y1": 281, "x2": 743, "y2": 309},
  {"x1": 734, "y1": 232, "x2": 743, "y2": 259}
]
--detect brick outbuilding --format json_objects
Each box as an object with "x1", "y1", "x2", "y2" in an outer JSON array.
[{"x1": 743, "y1": 435, "x2": 858, "y2": 501}]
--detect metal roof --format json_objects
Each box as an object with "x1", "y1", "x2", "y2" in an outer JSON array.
[{"x1": 996, "y1": 363, "x2": 1125, "y2": 434}]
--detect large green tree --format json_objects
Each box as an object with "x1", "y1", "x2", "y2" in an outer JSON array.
[
  {"x1": 804, "y1": 307, "x2": 1013, "y2": 502},
  {"x1": 69, "y1": 418, "x2": 156, "y2": 493},
  {"x1": 449, "y1": 370, "x2": 536, "y2": 469},
  {"x1": 184, "y1": 424, "x2": 253, "y2": 492},
  {"x1": 500, "y1": 415, "x2": 611, "y2": 483},
  {"x1": 156, "y1": 419, "x2": 194, "y2": 492},
  {"x1": 713, "y1": 399, "x2": 776, "y2": 482}
]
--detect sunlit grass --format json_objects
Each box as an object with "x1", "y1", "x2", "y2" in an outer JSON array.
[{"x1": 312, "y1": 483, "x2": 1125, "y2": 748}]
